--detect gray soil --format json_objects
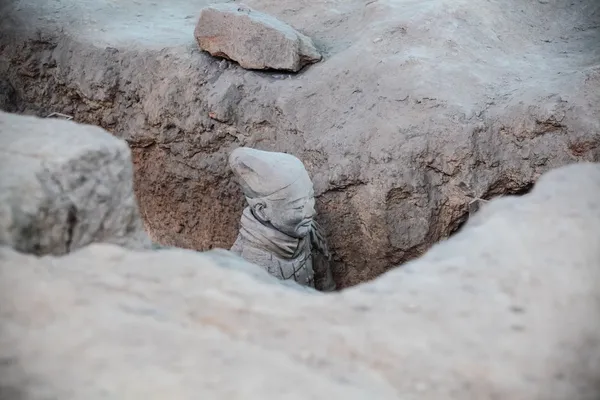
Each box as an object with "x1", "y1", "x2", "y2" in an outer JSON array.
[{"x1": 1, "y1": 0, "x2": 599, "y2": 287}]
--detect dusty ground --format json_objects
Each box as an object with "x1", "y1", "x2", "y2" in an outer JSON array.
[
  {"x1": 1, "y1": 0, "x2": 599, "y2": 287},
  {"x1": 2, "y1": 157, "x2": 600, "y2": 399}
]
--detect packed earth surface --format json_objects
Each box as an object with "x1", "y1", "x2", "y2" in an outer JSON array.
[
  {"x1": 2, "y1": 111, "x2": 600, "y2": 399},
  {"x1": 1, "y1": 0, "x2": 600, "y2": 396},
  {"x1": 1, "y1": 0, "x2": 599, "y2": 288}
]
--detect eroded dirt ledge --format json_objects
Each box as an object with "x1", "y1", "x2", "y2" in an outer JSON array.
[{"x1": 1, "y1": 0, "x2": 599, "y2": 287}]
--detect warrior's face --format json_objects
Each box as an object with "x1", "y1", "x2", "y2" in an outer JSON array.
[
  {"x1": 230, "y1": 146, "x2": 317, "y2": 239},
  {"x1": 267, "y1": 191, "x2": 315, "y2": 238},
  {"x1": 251, "y1": 187, "x2": 316, "y2": 238}
]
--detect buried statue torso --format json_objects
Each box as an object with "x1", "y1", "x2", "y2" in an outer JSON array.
[
  {"x1": 227, "y1": 147, "x2": 336, "y2": 291},
  {"x1": 230, "y1": 207, "x2": 335, "y2": 290}
]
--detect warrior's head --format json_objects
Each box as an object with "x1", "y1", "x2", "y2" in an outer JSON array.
[{"x1": 229, "y1": 147, "x2": 315, "y2": 238}]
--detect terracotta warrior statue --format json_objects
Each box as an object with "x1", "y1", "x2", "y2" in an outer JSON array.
[{"x1": 229, "y1": 147, "x2": 336, "y2": 291}]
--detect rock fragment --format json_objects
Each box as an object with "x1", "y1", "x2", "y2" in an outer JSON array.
[
  {"x1": 194, "y1": 4, "x2": 322, "y2": 72},
  {"x1": 0, "y1": 111, "x2": 151, "y2": 255}
]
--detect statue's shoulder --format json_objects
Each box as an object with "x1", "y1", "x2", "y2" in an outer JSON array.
[
  {"x1": 234, "y1": 243, "x2": 283, "y2": 277},
  {"x1": 239, "y1": 244, "x2": 271, "y2": 262}
]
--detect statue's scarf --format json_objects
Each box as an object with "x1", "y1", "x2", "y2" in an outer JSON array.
[
  {"x1": 238, "y1": 207, "x2": 307, "y2": 259},
  {"x1": 237, "y1": 207, "x2": 331, "y2": 260}
]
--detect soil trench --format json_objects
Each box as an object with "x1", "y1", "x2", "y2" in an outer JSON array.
[{"x1": 0, "y1": 0, "x2": 599, "y2": 288}]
